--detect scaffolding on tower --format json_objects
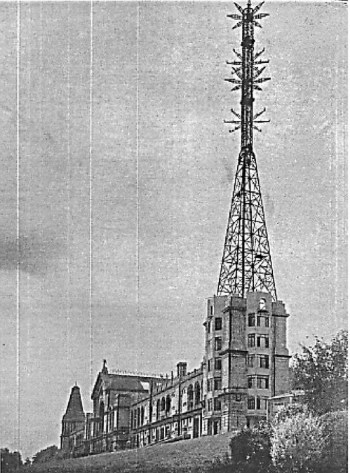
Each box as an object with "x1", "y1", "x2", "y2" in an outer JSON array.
[{"x1": 217, "y1": 0, "x2": 277, "y2": 301}]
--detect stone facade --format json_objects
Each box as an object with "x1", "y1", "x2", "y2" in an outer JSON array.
[{"x1": 60, "y1": 291, "x2": 290, "y2": 456}]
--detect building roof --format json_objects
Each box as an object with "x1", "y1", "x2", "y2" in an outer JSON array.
[
  {"x1": 91, "y1": 361, "x2": 165, "y2": 399},
  {"x1": 63, "y1": 386, "x2": 85, "y2": 421},
  {"x1": 106, "y1": 374, "x2": 151, "y2": 392},
  {"x1": 269, "y1": 390, "x2": 305, "y2": 401}
]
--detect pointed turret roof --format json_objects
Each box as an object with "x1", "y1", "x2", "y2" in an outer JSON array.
[{"x1": 63, "y1": 385, "x2": 85, "y2": 422}]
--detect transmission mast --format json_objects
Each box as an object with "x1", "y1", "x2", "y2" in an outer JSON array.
[{"x1": 217, "y1": 0, "x2": 277, "y2": 300}]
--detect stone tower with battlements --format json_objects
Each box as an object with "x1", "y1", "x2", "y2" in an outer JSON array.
[{"x1": 202, "y1": 0, "x2": 290, "y2": 435}]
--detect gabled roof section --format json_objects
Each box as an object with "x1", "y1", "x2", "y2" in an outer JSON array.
[
  {"x1": 107, "y1": 375, "x2": 151, "y2": 393},
  {"x1": 92, "y1": 373, "x2": 152, "y2": 398},
  {"x1": 63, "y1": 386, "x2": 85, "y2": 422},
  {"x1": 91, "y1": 361, "x2": 163, "y2": 399}
]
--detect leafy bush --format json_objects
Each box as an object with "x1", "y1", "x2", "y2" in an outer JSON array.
[
  {"x1": 271, "y1": 411, "x2": 327, "y2": 473},
  {"x1": 317, "y1": 411, "x2": 348, "y2": 473},
  {"x1": 0, "y1": 449, "x2": 23, "y2": 473},
  {"x1": 291, "y1": 330, "x2": 348, "y2": 415},
  {"x1": 229, "y1": 423, "x2": 275, "y2": 473}
]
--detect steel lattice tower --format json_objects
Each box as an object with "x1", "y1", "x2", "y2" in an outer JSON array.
[{"x1": 217, "y1": 0, "x2": 277, "y2": 300}]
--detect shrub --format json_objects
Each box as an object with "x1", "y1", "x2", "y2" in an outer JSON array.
[
  {"x1": 271, "y1": 411, "x2": 327, "y2": 473},
  {"x1": 229, "y1": 423, "x2": 275, "y2": 473},
  {"x1": 318, "y1": 411, "x2": 348, "y2": 473}
]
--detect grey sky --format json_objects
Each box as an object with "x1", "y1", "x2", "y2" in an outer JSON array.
[{"x1": 0, "y1": 0, "x2": 347, "y2": 460}]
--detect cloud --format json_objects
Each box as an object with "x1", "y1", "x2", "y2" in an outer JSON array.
[{"x1": 0, "y1": 233, "x2": 62, "y2": 275}]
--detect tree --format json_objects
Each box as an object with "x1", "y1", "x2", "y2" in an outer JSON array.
[
  {"x1": 291, "y1": 330, "x2": 348, "y2": 415},
  {"x1": 31, "y1": 445, "x2": 60, "y2": 464},
  {"x1": 318, "y1": 411, "x2": 348, "y2": 473},
  {"x1": 271, "y1": 411, "x2": 327, "y2": 473},
  {"x1": 0, "y1": 449, "x2": 23, "y2": 473},
  {"x1": 23, "y1": 457, "x2": 32, "y2": 468},
  {"x1": 229, "y1": 423, "x2": 275, "y2": 473}
]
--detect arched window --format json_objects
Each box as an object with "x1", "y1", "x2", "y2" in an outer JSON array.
[
  {"x1": 137, "y1": 407, "x2": 141, "y2": 427},
  {"x1": 259, "y1": 298, "x2": 266, "y2": 311},
  {"x1": 195, "y1": 382, "x2": 201, "y2": 406},
  {"x1": 156, "y1": 399, "x2": 160, "y2": 420},
  {"x1": 166, "y1": 395, "x2": 171, "y2": 414},
  {"x1": 161, "y1": 397, "x2": 166, "y2": 411},
  {"x1": 99, "y1": 401, "x2": 105, "y2": 433},
  {"x1": 187, "y1": 385, "x2": 194, "y2": 409}
]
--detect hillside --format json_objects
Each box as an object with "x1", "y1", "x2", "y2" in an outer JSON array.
[{"x1": 30, "y1": 434, "x2": 233, "y2": 473}]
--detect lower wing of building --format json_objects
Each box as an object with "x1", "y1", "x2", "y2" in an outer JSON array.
[{"x1": 61, "y1": 291, "x2": 290, "y2": 457}]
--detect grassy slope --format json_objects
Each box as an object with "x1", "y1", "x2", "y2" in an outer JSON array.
[{"x1": 30, "y1": 434, "x2": 232, "y2": 473}]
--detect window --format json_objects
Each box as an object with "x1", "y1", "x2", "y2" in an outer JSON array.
[
  {"x1": 207, "y1": 359, "x2": 212, "y2": 372},
  {"x1": 215, "y1": 318, "x2": 222, "y2": 331},
  {"x1": 247, "y1": 397, "x2": 255, "y2": 410},
  {"x1": 259, "y1": 355, "x2": 269, "y2": 369},
  {"x1": 248, "y1": 355, "x2": 255, "y2": 367},
  {"x1": 195, "y1": 382, "x2": 201, "y2": 405},
  {"x1": 256, "y1": 397, "x2": 261, "y2": 410},
  {"x1": 207, "y1": 321, "x2": 211, "y2": 334},
  {"x1": 210, "y1": 305, "x2": 213, "y2": 315},
  {"x1": 214, "y1": 378, "x2": 222, "y2": 391},
  {"x1": 257, "y1": 316, "x2": 269, "y2": 327},
  {"x1": 207, "y1": 379, "x2": 213, "y2": 391},
  {"x1": 214, "y1": 337, "x2": 222, "y2": 351},
  {"x1": 257, "y1": 335, "x2": 269, "y2": 348},
  {"x1": 248, "y1": 334, "x2": 255, "y2": 347},
  {"x1": 207, "y1": 398, "x2": 213, "y2": 411},
  {"x1": 214, "y1": 358, "x2": 222, "y2": 370},
  {"x1": 259, "y1": 298, "x2": 266, "y2": 310},
  {"x1": 257, "y1": 397, "x2": 268, "y2": 410},
  {"x1": 214, "y1": 397, "x2": 221, "y2": 411},
  {"x1": 257, "y1": 376, "x2": 269, "y2": 389},
  {"x1": 187, "y1": 385, "x2": 194, "y2": 404},
  {"x1": 248, "y1": 313, "x2": 255, "y2": 326},
  {"x1": 248, "y1": 376, "x2": 255, "y2": 388},
  {"x1": 235, "y1": 394, "x2": 242, "y2": 402}
]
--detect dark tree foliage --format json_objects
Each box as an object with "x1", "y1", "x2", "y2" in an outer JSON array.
[
  {"x1": 229, "y1": 423, "x2": 275, "y2": 473},
  {"x1": 0, "y1": 449, "x2": 23, "y2": 473},
  {"x1": 291, "y1": 330, "x2": 348, "y2": 415},
  {"x1": 318, "y1": 411, "x2": 348, "y2": 473},
  {"x1": 32, "y1": 445, "x2": 61, "y2": 464}
]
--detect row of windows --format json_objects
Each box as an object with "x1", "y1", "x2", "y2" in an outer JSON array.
[
  {"x1": 248, "y1": 354, "x2": 269, "y2": 368},
  {"x1": 207, "y1": 397, "x2": 221, "y2": 412},
  {"x1": 248, "y1": 376, "x2": 269, "y2": 389},
  {"x1": 207, "y1": 378, "x2": 222, "y2": 392},
  {"x1": 248, "y1": 334, "x2": 269, "y2": 348},
  {"x1": 248, "y1": 313, "x2": 270, "y2": 327},
  {"x1": 207, "y1": 358, "x2": 222, "y2": 372},
  {"x1": 207, "y1": 353, "x2": 268, "y2": 373},
  {"x1": 247, "y1": 396, "x2": 268, "y2": 410},
  {"x1": 208, "y1": 313, "x2": 271, "y2": 333},
  {"x1": 207, "y1": 317, "x2": 222, "y2": 333}
]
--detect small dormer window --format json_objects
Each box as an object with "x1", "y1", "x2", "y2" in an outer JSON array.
[{"x1": 259, "y1": 298, "x2": 266, "y2": 311}]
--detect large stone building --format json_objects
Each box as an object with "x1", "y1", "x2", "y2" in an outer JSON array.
[
  {"x1": 61, "y1": 291, "x2": 290, "y2": 457},
  {"x1": 60, "y1": 0, "x2": 291, "y2": 458}
]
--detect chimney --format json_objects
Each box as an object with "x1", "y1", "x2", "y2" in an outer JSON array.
[{"x1": 177, "y1": 362, "x2": 187, "y2": 378}]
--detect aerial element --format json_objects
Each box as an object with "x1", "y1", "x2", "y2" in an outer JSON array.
[{"x1": 217, "y1": 0, "x2": 277, "y2": 301}]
